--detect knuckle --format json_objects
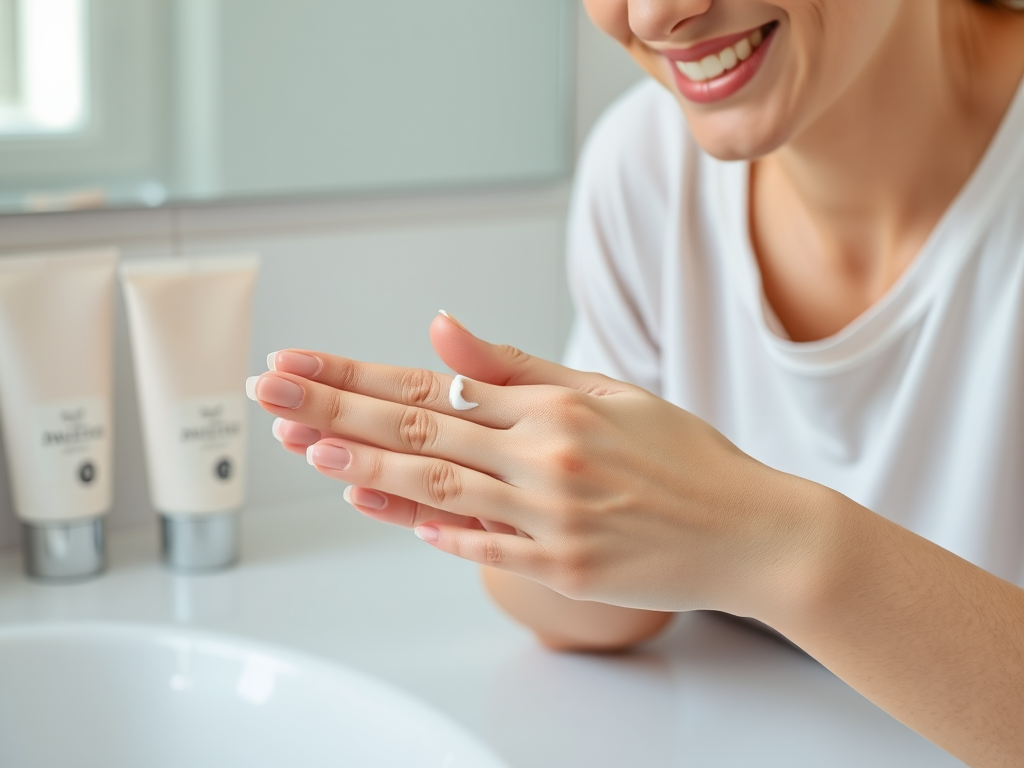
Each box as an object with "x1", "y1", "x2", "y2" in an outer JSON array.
[
  {"x1": 553, "y1": 393, "x2": 594, "y2": 431},
  {"x1": 398, "y1": 407, "x2": 439, "y2": 454},
  {"x1": 328, "y1": 391, "x2": 350, "y2": 430},
  {"x1": 409, "y1": 501, "x2": 431, "y2": 528},
  {"x1": 423, "y1": 460, "x2": 463, "y2": 508},
  {"x1": 400, "y1": 368, "x2": 442, "y2": 407},
  {"x1": 482, "y1": 539, "x2": 504, "y2": 566},
  {"x1": 548, "y1": 440, "x2": 588, "y2": 478},
  {"x1": 365, "y1": 451, "x2": 387, "y2": 486},
  {"x1": 334, "y1": 359, "x2": 358, "y2": 391},
  {"x1": 497, "y1": 344, "x2": 529, "y2": 364},
  {"x1": 580, "y1": 374, "x2": 619, "y2": 398}
]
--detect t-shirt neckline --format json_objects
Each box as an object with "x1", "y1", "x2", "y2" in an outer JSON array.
[{"x1": 717, "y1": 73, "x2": 1024, "y2": 375}]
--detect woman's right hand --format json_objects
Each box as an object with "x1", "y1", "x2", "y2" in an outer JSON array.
[{"x1": 272, "y1": 417, "x2": 673, "y2": 651}]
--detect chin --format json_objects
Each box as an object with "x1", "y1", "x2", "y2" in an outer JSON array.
[{"x1": 681, "y1": 100, "x2": 794, "y2": 161}]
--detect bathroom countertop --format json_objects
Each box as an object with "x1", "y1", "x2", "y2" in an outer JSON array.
[{"x1": 0, "y1": 496, "x2": 964, "y2": 768}]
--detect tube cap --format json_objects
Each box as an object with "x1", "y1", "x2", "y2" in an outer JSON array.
[
  {"x1": 22, "y1": 518, "x2": 106, "y2": 581},
  {"x1": 160, "y1": 512, "x2": 239, "y2": 572}
]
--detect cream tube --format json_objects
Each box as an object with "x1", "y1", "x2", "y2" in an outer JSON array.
[
  {"x1": 0, "y1": 249, "x2": 117, "y2": 581},
  {"x1": 119, "y1": 256, "x2": 259, "y2": 572}
]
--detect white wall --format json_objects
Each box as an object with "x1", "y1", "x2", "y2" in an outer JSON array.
[{"x1": 0, "y1": 6, "x2": 645, "y2": 553}]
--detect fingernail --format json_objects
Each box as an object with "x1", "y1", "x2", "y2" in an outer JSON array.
[
  {"x1": 350, "y1": 487, "x2": 386, "y2": 510},
  {"x1": 272, "y1": 351, "x2": 322, "y2": 378},
  {"x1": 438, "y1": 309, "x2": 470, "y2": 333},
  {"x1": 271, "y1": 417, "x2": 285, "y2": 442},
  {"x1": 255, "y1": 375, "x2": 304, "y2": 408},
  {"x1": 245, "y1": 376, "x2": 259, "y2": 401},
  {"x1": 266, "y1": 352, "x2": 277, "y2": 370},
  {"x1": 308, "y1": 443, "x2": 351, "y2": 470},
  {"x1": 342, "y1": 485, "x2": 353, "y2": 504},
  {"x1": 414, "y1": 525, "x2": 439, "y2": 542}
]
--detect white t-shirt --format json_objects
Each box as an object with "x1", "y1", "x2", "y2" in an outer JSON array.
[{"x1": 564, "y1": 79, "x2": 1024, "y2": 587}]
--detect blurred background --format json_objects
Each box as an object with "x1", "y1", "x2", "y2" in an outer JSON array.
[{"x1": 0, "y1": 0, "x2": 645, "y2": 551}]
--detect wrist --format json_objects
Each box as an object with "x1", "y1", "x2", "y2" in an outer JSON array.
[{"x1": 731, "y1": 466, "x2": 851, "y2": 629}]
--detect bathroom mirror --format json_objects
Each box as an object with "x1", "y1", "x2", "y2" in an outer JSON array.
[{"x1": 0, "y1": 0, "x2": 574, "y2": 214}]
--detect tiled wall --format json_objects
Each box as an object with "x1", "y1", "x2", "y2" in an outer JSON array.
[{"x1": 0, "y1": 10, "x2": 644, "y2": 552}]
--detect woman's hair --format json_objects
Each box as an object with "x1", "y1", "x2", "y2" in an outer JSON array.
[{"x1": 975, "y1": 0, "x2": 1024, "y2": 10}]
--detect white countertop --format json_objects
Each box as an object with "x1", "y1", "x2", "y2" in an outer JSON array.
[{"x1": 0, "y1": 497, "x2": 965, "y2": 768}]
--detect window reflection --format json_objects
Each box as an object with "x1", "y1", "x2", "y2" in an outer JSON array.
[{"x1": 0, "y1": 0, "x2": 88, "y2": 136}]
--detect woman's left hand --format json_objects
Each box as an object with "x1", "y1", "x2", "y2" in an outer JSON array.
[{"x1": 249, "y1": 313, "x2": 811, "y2": 617}]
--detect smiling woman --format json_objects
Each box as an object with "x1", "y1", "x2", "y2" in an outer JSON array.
[{"x1": 253, "y1": 1, "x2": 1024, "y2": 766}]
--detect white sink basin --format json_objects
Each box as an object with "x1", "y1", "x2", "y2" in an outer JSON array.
[{"x1": 0, "y1": 623, "x2": 507, "y2": 768}]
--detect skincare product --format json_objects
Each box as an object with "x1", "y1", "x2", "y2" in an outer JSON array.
[
  {"x1": 448, "y1": 375, "x2": 479, "y2": 411},
  {"x1": 0, "y1": 249, "x2": 117, "y2": 580},
  {"x1": 120, "y1": 256, "x2": 259, "y2": 571}
]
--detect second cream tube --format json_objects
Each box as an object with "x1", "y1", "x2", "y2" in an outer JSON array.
[{"x1": 120, "y1": 256, "x2": 259, "y2": 571}]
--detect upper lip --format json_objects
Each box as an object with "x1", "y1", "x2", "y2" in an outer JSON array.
[{"x1": 661, "y1": 24, "x2": 768, "y2": 63}]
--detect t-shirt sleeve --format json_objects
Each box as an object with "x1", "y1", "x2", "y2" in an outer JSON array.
[{"x1": 561, "y1": 80, "x2": 681, "y2": 396}]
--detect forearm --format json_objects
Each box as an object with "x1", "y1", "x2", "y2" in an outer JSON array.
[
  {"x1": 481, "y1": 566, "x2": 673, "y2": 651},
  {"x1": 765, "y1": 482, "x2": 1024, "y2": 768}
]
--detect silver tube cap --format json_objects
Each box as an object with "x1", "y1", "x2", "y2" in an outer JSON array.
[
  {"x1": 160, "y1": 512, "x2": 239, "y2": 572},
  {"x1": 22, "y1": 518, "x2": 106, "y2": 581}
]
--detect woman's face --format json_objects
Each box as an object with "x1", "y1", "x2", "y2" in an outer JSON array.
[{"x1": 583, "y1": 0, "x2": 904, "y2": 160}]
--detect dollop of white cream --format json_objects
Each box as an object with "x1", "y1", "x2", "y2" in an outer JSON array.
[{"x1": 448, "y1": 374, "x2": 479, "y2": 411}]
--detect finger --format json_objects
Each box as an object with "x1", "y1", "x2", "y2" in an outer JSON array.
[
  {"x1": 266, "y1": 349, "x2": 523, "y2": 429},
  {"x1": 271, "y1": 417, "x2": 322, "y2": 447},
  {"x1": 342, "y1": 486, "x2": 491, "y2": 531},
  {"x1": 430, "y1": 312, "x2": 627, "y2": 397},
  {"x1": 306, "y1": 438, "x2": 530, "y2": 529},
  {"x1": 250, "y1": 372, "x2": 509, "y2": 475},
  {"x1": 413, "y1": 522, "x2": 542, "y2": 577}
]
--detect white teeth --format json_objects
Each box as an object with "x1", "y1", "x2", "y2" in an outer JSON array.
[
  {"x1": 700, "y1": 54, "x2": 724, "y2": 79},
  {"x1": 675, "y1": 60, "x2": 708, "y2": 81},
  {"x1": 674, "y1": 26, "x2": 768, "y2": 82}
]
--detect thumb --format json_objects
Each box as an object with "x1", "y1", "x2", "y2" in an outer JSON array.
[{"x1": 430, "y1": 311, "x2": 589, "y2": 389}]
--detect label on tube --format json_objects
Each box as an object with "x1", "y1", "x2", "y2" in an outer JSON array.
[
  {"x1": 152, "y1": 393, "x2": 247, "y2": 512},
  {"x1": 30, "y1": 397, "x2": 112, "y2": 518}
]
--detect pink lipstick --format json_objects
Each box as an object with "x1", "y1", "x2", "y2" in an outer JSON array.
[{"x1": 664, "y1": 22, "x2": 778, "y2": 105}]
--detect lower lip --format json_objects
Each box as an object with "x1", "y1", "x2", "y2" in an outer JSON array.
[{"x1": 669, "y1": 24, "x2": 777, "y2": 105}]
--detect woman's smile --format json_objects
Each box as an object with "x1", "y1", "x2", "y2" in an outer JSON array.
[{"x1": 664, "y1": 21, "x2": 778, "y2": 103}]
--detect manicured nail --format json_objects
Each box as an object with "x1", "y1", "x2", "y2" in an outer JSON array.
[
  {"x1": 271, "y1": 351, "x2": 322, "y2": 378},
  {"x1": 307, "y1": 443, "x2": 351, "y2": 470},
  {"x1": 414, "y1": 525, "x2": 439, "y2": 542},
  {"x1": 266, "y1": 352, "x2": 277, "y2": 371},
  {"x1": 245, "y1": 376, "x2": 259, "y2": 401},
  {"x1": 438, "y1": 309, "x2": 470, "y2": 333},
  {"x1": 255, "y1": 375, "x2": 304, "y2": 409},
  {"x1": 342, "y1": 485, "x2": 353, "y2": 504},
  {"x1": 271, "y1": 417, "x2": 285, "y2": 441},
  {"x1": 350, "y1": 487, "x2": 386, "y2": 510}
]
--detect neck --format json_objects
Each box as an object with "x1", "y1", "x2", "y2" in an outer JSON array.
[{"x1": 755, "y1": 1, "x2": 1023, "y2": 282}]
